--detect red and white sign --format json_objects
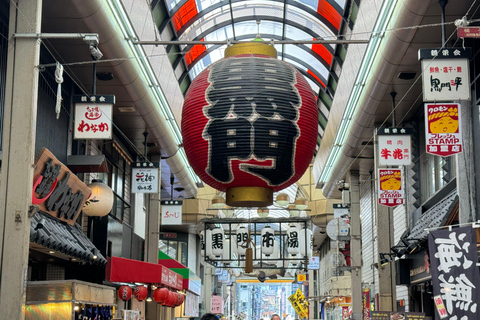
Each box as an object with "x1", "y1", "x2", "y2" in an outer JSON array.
[
  {"x1": 161, "y1": 267, "x2": 183, "y2": 290},
  {"x1": 74, "y1": 95, "x2": 114, "y2": 139},
  {"x1": 211, "y1": 295, "x2": 224, "y2": 314},
  {"x1": 458, "y1": 27, "x2": 480, "y2": 38},
  {"x1": 425, "y1": 103, "x2": 462, "y2": 157},
  {"x1": 378, "y1": 168, "x2": 404, "y2": 207},
  {"x1": 433, "y1": 295, "x2": 448, "y2": 319},
  {"x1": 377, "y1": 134, "x2": 411, "y2": 166},
  {"x1": 161, "y1": 203, "x2": 182, "y2": 225}
]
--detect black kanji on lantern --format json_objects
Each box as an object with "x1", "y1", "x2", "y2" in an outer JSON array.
[
  {"x1": 262, "y1": 231, "x2": 274, "y2": 248},
  {"x1": 212, "y1": 232, "x2": 223, "y2": 250},
  {"x1": 288, "y1": 230, "x2": 299, "y2": 248},
  {"x1": 203, "y1": 57, "x2": 301, "y2": 186}
]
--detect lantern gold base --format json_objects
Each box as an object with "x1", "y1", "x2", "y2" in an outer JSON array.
[{"x1": 226, "y1": 187, "x2": 273, "y2": 207}]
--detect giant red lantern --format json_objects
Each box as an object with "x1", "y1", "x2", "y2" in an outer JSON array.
[
  {"x1": 182, "y1": 42, "x2": 318, "y2": 207},
  {"x1": 153, "y1": 288, "x2": 169, "y2": 304},
  {"x1": 133, "y1": 286, "x2": 148, "y2": 301},
  {"x1": 118, "y1": 286, "x2": 132, "y2": 301}
]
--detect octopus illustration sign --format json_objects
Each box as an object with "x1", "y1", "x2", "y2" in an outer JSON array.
[
  {"x1": 424, "y1": 103, "x2": 462, "y2": 157},
  {"x1": 378, "y1": 168, "x2": 404, "y2": 207}
]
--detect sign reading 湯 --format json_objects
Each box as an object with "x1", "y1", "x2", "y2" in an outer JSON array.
[
  {"x1": 131, "y1": 162, "x2": 159, "y2": 193},
  {"x1": 428, "y1": 226, "x2": 480, "y2": 319},
  {"x1": 378, "y1": 169, "x2": 404, "y2": 207},
  {"x1": 74, "y1": 95, "x2": 114, "y2": 139},
  {"x1": 424, "y1": 103, "x2": 462, "y2": 157},
  {"x1": 32, "y1": 148, "x2": 91, "y2": 225},
  {"x1": 419, "y1": 48, "x2": 471, "y2": 101},
  {"x1": 377, "y1": 127, "x2": 412, "y2": 166}
]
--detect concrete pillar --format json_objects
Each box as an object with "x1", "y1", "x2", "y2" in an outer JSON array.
[
  {"x1": 348, "y1": 171, "x2": 362, "y2": 319},
  {"x1": 456, "y1": 100, "x2": 476, "y2": 223},
  {"x1": 0, "y1": 1, "x2": 42, "y2": 318},
  {"x1": 204, "y1": 265, "x2": 213, "y2": 312},
  {"x1": 373, "y1": 130, "x2": 396, "y2": 312},
  {"x1": 308, "y1": 269, "x2": 314, "y2": 319}
]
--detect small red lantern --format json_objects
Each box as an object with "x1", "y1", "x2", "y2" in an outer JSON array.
[
  {"x1": 118, "y1": 286, "x2": 132, "y2": 301},
  {"x1": 153, "y1": 288, "x2": 169, "y2": 304},
  {"x1": 166, "y1": 291, "x2": 177, "y2": 307},
  {"x1": 182, "y1": 42, "x2": 318, "y2": 207},
  {"x1": 134, "y1": 286, "x2": 148, "y2": 301},
  {"x1": 161, "y1": 290, "x2": 173, "y2": 306},
  {"x1": 174, "y1": 293, "x2": 185, "y2": 306}
]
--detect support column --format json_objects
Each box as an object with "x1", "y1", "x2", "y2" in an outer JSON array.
[
  {"x1": 308, "y1": 269, "x2": 314, "y2": 320},
  {"x1": 0, "y1": 1, "x2": 42, "y2": 318},
  {"x1": 145, "y1": 157, "x2": 161, "y2": 320},
  {"x1": 374, "y1": 130, "x2": 396, "y2": 312},
  {"x1": 348, "y1": 171, "x2": 362, "y2": 320},
  {"x1": 204, "y1": 265, "x2": 213, "y2": 312},
  {"x1": 456, "y1": 100, "x2": 476, "y2": 223}
]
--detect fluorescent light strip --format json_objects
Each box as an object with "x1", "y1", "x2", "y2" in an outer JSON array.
[
  {"x1": 318, "y1": 0, "x2": 398, "y2": 183},
  {"x1": 107, "y1": 0, "x2": 201, "y2": 185}
]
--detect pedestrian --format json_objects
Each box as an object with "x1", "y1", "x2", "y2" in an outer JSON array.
[
  {"x1": 271, "y1": 314, "x2": 281, "y2": 320},
  {"x1": 201, "y1": 313, "x2": 220, "y2": 320}
]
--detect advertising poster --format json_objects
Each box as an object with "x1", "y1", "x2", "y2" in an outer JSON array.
[
  {"x1": 377, "y1": 168, "x2": 404, "y2": 207},
  {"x1": 424, "y1": 103, "x2": 462, "y2": 157},
  {"x1": 362, "y1": 287, "x2": 371, "y2": 320}
]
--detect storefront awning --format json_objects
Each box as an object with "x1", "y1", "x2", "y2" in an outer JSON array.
[
  {"x1": 67, "y1": 155, "x2": 107, "y2": 173},
  {"x1": 158, "y1": 250, "x2": 201, "y2": 295},
  {"x1": 30, "y1": 211, "x2": 107, "y2": 265},
  {"x1": 105, "y1": 256, "x2": 184, "y2": 290}
]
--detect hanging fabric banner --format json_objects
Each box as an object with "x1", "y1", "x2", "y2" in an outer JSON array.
[{"x1": 428, "y1": 226, "x2": 480, "y2": 320}]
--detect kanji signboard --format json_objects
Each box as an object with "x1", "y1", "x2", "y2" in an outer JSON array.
[
  {"x1": 419, "y1": 48, "x2": 471, "y2": 101},
  {"x1": 288, "y1": 288, "x2": 308, "y2": 319},
  {"x1": 211, "y1": 295, "x2": 224, "y2": 314},
  {"x1": 132, "y1": 163, "x2": 159, "y2": 193},
  {"x1": 424, "y1": 103, "x2": 462, "y2": 157},
  {"x1": 428, "y1": 226, "x2": 480, "y2": 320},
  {"x1": 457, "y1": 27, "x2": 480, "y2": 38},
  {"x1": 74, "y1": 95, "x2": 114, "y2": 139},
  {"x1": 161, "y1": 200, "x2": 183, "y2": 225},
  {"x1": 378, "y1": 169, "x2": 404, "y2": 207},
  {"x1": 377, "y1": 128, "x2": 412, "y2": 166}
]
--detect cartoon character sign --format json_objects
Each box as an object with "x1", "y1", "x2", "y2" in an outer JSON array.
[
  {"x1": 425, "y1": 103, "x2": 462, "y2": 157},
  {"x1": 378, "y1": 169, "x2": 404, "y2": 207}
]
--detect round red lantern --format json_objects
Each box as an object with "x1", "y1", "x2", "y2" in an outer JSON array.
[
  {"x1": 166, "y1": 291, "x2": 177, "y2": 307},
  {"x1": 161, "y1": 290, "x2": 174, "y2": 306},
  {"x1": 174, "y1": 293, "x2": 185, "y2": 306},
  {"x1": 118, "y1": 286, "x2": 132, "y2": 301},
  {"x1": 153, "y1": 288, "x2": 169, "y2": 304},
  {"x1": 133, "y1": 286, "x2": 148, "y2": 301},
  {"x1": 182, "y1": 42, "x2": 318, "y2": 207}
]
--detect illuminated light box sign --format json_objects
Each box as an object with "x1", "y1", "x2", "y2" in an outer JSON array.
[
  {"x1": 73, "y1": 95, "x2": 115, "y2": 140},
  {"x1": 424, "y1": 103, "x2": 462, "y2": 157},
  {"x1": 377, "y1": 127, "x2": 413, "y2": 166},
  {"x1": 377, "y1": 168, "x2": 404, "y2": 207}
]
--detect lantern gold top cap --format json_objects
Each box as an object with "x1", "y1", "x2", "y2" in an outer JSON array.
[{"x1": 224, "y1": 41, "x2": 277, "y2": 58}]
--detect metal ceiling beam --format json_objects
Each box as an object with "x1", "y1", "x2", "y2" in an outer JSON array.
[{"x1": 134, "y1": 39, "x2": 368, "y2": 45}]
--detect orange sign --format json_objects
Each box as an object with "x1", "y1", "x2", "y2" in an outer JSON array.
[{"x1": 32, "y1": 148, "x2": 91, "y2": 225}]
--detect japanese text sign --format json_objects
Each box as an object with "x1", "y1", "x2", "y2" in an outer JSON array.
[
  {"x1": 32, "y1": 148, "x2": 91, "y2": 225},
  {"x1": 288, "y1": 289, "x2": 308, "y2": 319},
  {"x1": 419, "y1": 48, "x2": 471, "y2": 101},
  {"x1": 74, "y1": 95, "x2": 114, "y2": 139},
  {"x1": 307, "y1": 256, "x2": 319, "y2": 270},
  {"x1": 160, "y1": 266, "x2": 183, "y2": 290},
  {"x1": 161, "y1": 200, "x2": 183, "y2": 225},
  {"x1": 428, "y1": 226, "x2": 480, "y2": 320},
  {"x1": 377, "y1": 128, "x2": 412, "y2": 166},
  {"x1": 211, "y1": 295, "x2": 224, "y2": 314},
  {"x1": 457, "y1": 27, "x2": 480, "y2": 38},
  {"x1": 424, "y1": 103, "x2": 462, "y2": 157},
  {"x1": 132, "y1": 164, "x2": 159, "y2": 193},
  {"x1": 333, "y1": 203, "x2": 349, "y2": 218},
  {"x1": 362, "y1": 287, "x2": 371, "y2": 320},
  {"x1": 378, "y1": 169, "x2": 404, "y2": 207},
  {"x1": 371, "y1": 312, "x2": 425, "y2": 320}
]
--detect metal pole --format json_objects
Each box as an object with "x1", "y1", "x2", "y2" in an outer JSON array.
[
  {"x1": 133, "y1": 39, "x2": 369, "y2": 46},
  {"x1": 438, "y1": 0, "x2": 448, "y2": 47},
  {"x1": 390, "y1": 91, "x2": 397, "y2": 128}
]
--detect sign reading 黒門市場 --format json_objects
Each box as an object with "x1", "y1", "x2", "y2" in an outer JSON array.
[
  {"x1": 424, "y1": 103, "x2": 462, "y2": 157},
  {"x1": 32, "y1": 148, "x2": 91, "y2": 225}
]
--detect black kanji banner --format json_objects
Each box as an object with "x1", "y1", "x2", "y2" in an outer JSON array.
[{"x1": 428, "y1": 226, "x2": 480, "y2": 319}]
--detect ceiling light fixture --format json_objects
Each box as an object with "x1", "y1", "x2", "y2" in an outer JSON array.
[{"x1": 317, "y1": 0, "x2": 398, "y2": 185}]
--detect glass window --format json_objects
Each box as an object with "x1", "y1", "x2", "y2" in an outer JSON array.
[{"x1": 159, "y1": 239, "x2": 188, "y2": 265}]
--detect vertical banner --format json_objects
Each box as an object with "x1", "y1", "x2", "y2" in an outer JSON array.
[
  {"x1": 378, "y1": 168, "x2": 404, "y2": 207},
  {"x1": 428, "y1": 226, "x2": 480, "y2": 319},
  {"x1": 424, "y1": 103, "x2": 462, "y2": 156},
  {"x1": 362, "y1": 287, "x2": 371, "y2": 320}
]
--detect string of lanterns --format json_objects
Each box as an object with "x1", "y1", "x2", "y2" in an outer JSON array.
[{"x1": 118, "y1": 285, "x2": 185, "y2": 308}]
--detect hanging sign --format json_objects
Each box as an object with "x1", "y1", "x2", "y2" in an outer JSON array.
[
  {"x1": 132, "y1": 162, "x2": 159, "y2": 193},
  {"x1": 73, "y1": 95, "x2": 114, "y2": 139},
  {"x1": 211, "y1": 295, "x2": 224, "y2": 314},
  {"x1": 307, "y1": 256, "x2": 319, "y2": 270},
  {"x1": 377, "y1": 127, "x2": 413, "y2": 166},
  {"x1": 32, "y1": 148, "x2": 91, "y2": 225},
  {"x1": 378, "y1": 168, "x2": 404, "y2": 207},
  {"x1": 428, "y1": 226, "x2": 480, "y2": 320},
  {"x1": 333, "y1": 203, "x2": 349, "y2": 218},
  {"x1": 424, "y1": 103, "x2": 462, "y2": 157},
  {"x1": 161, "y1": 200, "x2": 183, "y2": 225},
  {"x1": 419, "y1": 47, "x2": 471, "y2": 101},
  {"x1": 362, "y1": 287, "x2": 371, "y2": 320},
  {"x1": 288, "y1": 288, "x2": 308, "y2": 319},
  {"x1": 457, "y1": 27, "x2": 480, "y2": 38}
]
